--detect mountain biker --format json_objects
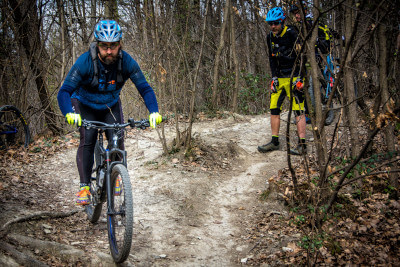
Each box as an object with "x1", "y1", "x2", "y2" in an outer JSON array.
[
  {"x1": 289, "y1": 3, "x2": 339, "y2": 126},
  {"x1": 257, "y1": 7, "x2": 307, "y2": 155},
  {"x1": 57, "y1": 19, "x2": 162, "y2": 205},
  {"x1": 289, "y1": 4, "x2": 333, "y2": 60}
]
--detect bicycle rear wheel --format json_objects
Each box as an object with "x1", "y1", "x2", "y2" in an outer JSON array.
[
  {"x1": 107, "y1": 164, "x2": 133, "y2": 263},
  {"x1": 85, "y1": 142, "x2": 104, "y2": 223},
  {"x1": 0, "y1": 105, "x2": 30, "y2": 149},
  {"x1": 85, "y1": 177, "x2": 103, "y2": 223},
  {"x1": 324, "y1": 101, "x2": 335, "y2": 126}
]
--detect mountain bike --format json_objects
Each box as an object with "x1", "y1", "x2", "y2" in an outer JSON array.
[
  {"x1": 82, "y1": 118, "x2": 150, "y2": 263},
  {"x1": 322, "y1": 54, "x2": 339, "y2": 125},
  {"x1": 307, "y1": 54, "x2": 339, "y2": 126},
  {"x1": 0, "y1": 105, "x2": 30, "y2": 150}
]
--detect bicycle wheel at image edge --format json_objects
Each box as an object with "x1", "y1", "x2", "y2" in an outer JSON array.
[
  {"x1": 0, "y1": 105, "x2": 30, "y2": 149},
  {"x1": 85, "y1": 141, "x2": 104, "y2": 223},
  {"x1": 107, "y1": 164, "x2": 133, "y2": 263}
]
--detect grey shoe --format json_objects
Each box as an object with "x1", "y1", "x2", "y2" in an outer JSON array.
[
  {"x1": 289, "y1": 144, "x2": 307, "y2": 155},
  {"x1": 258, "y1": 142, "x2": 280, "y2": 153},
  {"x1": 325, "y1": 109, "x2": 335, "y2": 126}
]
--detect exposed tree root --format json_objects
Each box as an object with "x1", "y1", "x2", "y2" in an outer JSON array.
[
  {"x1": 1, "y1": 209, "x2": 81, "y2": 237},
  {"x1": 0, "y1": 240, "x2": 48, "y2": 267}
]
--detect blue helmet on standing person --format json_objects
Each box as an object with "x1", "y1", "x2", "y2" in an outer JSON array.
[
  {"x1": 94, "y1": 19, "x2": 123, "y2": 42},
  {"x1": 266, "y1": 7, "x2": 286, "y2": 23}
]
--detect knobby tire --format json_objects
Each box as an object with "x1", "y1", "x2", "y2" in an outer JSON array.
[
  {"x1": 85, "y1": 141, "x2": 103, "y2": 223},
  {"x1": 107, "y1": 164, "x2": 133, "y2": 263}
]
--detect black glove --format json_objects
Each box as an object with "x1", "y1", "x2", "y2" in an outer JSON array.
[{"x1": 271, "y1": 77, "x2": 279, "y2": 93}]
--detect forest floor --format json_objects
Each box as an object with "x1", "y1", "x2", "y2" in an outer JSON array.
[{"x1": 0, "y1": 112, "x2": 399, "y2": 266}]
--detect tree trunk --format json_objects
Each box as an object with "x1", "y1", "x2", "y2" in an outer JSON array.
[
  {"x1": 143, "y1": 0, "x2": 150, "y2": 51},
  {"x1": 343, "y1": 1, "x2": 361, "y2": 163},
  {"x1": 307, "y1": 0, "x2": 327, "y2": 172},
  {"x1": 8, "y1": 0, "x2": 60, "y2": 134},
  {"x1": 378, "y1": 21, "x2": 398, "y2": 199},
  {"x1": 230, "y1": 2, "x2": 240, "y2": 112},
  {"x1": 103, "y1": 0, "x2": 118, "y2": 19},
  {"x1": 0, "y1": 2, "x2": 11, "y2": 105},
  {"x1": 212, "y1": 0, "x2": 230, "y2": 110},
  {"x1": 185, "y1": 0, "x2": 210, "y2": 152},
  {"x1": 240, "y1": 0, "x2": 252, "y2": 73},
  {"x1": 56, "y1": 0, "x2": 70, "y2": 80}
]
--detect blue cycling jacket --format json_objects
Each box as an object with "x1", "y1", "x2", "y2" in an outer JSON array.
[{"x1": 57, "y1": 50, "x2": 159, "y2": 116}]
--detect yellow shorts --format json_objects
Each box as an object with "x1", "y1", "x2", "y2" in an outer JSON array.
[{"x1": 270, "y1": 77, "x2": 305, "y2": 113}]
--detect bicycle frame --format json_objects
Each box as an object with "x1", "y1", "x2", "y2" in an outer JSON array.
[
  {"x1": 82, "y1": 118, "x2": 152, "y2": 263},
  {"x1": 323, "y1": 54, "x2": 340, "y2": 99},
  {"x1": 323, "y1": 55, "x2": 334, "y2": 98},
  {"x1": 84, "y1": 118, "x2": 150, "y2": 203},
  {"x1": 95, "y1": 129, "x2": 127, "y2": 210}
]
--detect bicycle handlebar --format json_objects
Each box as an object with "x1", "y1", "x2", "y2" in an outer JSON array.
[{"x1": 82, "y1": 118, "x2": 150, "y2": 130}]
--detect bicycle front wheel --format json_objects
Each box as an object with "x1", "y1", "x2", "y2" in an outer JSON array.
[
  {"x1": 0, "y1": 105, "x2": 30, "y2": 149},
  {"x1": 107, "y1": 164, "x2": 133, "y2": 263}
]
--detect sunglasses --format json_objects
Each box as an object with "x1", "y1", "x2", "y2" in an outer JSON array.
[
  {"x1": 268, "y1": 21, "x2": 281, "y2": 26},
  {"x1": 98, "y1": 42, "x2": 120, "y2": 50}
]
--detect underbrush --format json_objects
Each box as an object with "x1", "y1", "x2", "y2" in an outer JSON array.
[{"x1": 249, "y1": 132, "x2": 400, "y2": 265}]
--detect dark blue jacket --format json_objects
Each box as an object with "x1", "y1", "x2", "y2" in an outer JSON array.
[{"x1": 57, "y1": 50, "x2": 158, "y2": 116}]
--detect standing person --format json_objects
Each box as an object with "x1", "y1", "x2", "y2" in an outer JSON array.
[
  {"x1": 289, "y1": 3, "x2": 338, "y2": 125},
  {"x1": 257, "y1": 7, "x2": 307, "y2": 155},
  {"x1": 57, "y1": 19, "x2": 162, "y2": 205},
  {"x1": 289, "y1": 4, "x2": 332, "y2": 57}
]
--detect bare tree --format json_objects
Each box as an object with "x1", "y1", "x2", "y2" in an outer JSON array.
[
  {"x1": 185, "y1": 0, "x2": 211, "y2": 151},
  {"x1": 377, "y1": 11, "x2": 398, "y2": 199},
  {"x1": 103, "y1": 0, "x2": 119, "y2": 19},
  {"x1": 8, "y1": 0, "x2": 60, "y2": 134},
  {"x1": 230, "y1": 2, "x2": 240, "y2": 112},
  {"x1": 56, "y1": 0, "x2": 71, "y2": 80},
  {"x1": 212, "y1": 0, "x2": 230, "y2": 110}
]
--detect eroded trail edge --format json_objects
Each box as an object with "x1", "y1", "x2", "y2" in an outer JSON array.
[{"x1": 1, "y1": 114, "x2": 297, "y2": 266}]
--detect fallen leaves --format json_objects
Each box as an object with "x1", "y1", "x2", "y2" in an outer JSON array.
[{"x1": 247, "y1": 150, "x2": 400, "y2": 266}]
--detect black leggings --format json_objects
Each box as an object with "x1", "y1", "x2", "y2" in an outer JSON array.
[{"x1": 71, "y1": 99, "x2": 124, "y2": 184}]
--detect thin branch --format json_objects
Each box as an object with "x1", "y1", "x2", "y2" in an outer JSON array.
[
  {"x1": 327, "y1": 151, "x2": 400, "y2": 177},
  {"x1": 185, "y1": 0, "x2": 210, "y2": 151},
  {"x1": 342, "y1": 169, "x2": 400, "y2": 187},
  {"x1": 324, "y1": 127, "x2": 381, "y2": 216}
]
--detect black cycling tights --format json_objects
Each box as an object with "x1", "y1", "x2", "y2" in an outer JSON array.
[{"x1": 71, "y1": 99, "x2": 124, "y2": 184}]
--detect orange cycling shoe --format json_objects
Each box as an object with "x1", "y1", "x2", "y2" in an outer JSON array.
[{"x1": 76, "y1": 186, "x2": 91, "y2": 205}]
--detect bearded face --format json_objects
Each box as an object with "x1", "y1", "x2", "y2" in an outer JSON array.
[{"x1": 97, "y1": 42, "x2": 121, "y2": 65}]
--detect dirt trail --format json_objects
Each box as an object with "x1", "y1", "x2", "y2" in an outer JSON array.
[{"x1": 1, "y1": 113, "x2": 301, "y2": 266}]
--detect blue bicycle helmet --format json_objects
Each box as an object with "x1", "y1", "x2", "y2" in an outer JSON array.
[
  {"x1": 94, "y1": 20, "x2": 122, "y2": 42},
  {"x1": 266, "y1": 7, "x2": 286, "y2": 22}
]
